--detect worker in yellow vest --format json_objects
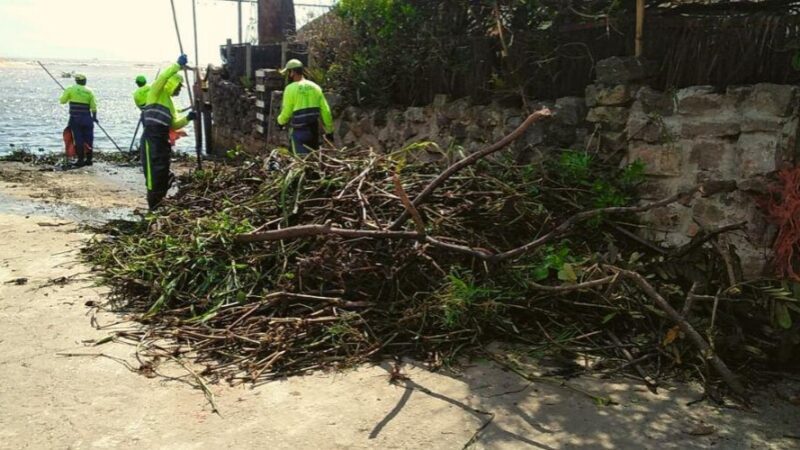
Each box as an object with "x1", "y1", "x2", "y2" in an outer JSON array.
[
  {"x1": 59, "y1": 74, "x2": 97, "y2": 166},
  {"x1": 277, "y1": 59, "x2": 334, "y2": 154},
  {"x1": 139, "y1": 54, "x2": 195, "y2": 210}
]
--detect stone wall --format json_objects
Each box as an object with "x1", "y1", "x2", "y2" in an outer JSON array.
[
  {"x1": 584, "y1": 57, "x2": 800, "y2": 277},
  {"x1": 335, "y1": 95, "x2": 588, "y2": 163},
  {"x1": 207, "y1": 70, "x2": 263, "y2": 154}
]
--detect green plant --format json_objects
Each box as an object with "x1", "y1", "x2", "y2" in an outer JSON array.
[
  {"x1": 239, "y1": 76, "x2": 253, "y2": 90},
  {"x1": 437, "y1": 269, "x2": 499, "y2": 329},
  {"x1": 531, "y1": 243, "x2": 576, "y2": 282},
  {"x1": 619, "y1": 159, "x2": 646, "y2": 188},
  {"x1": 557, "y1": 151, "x2": 592, "y2": 182}
]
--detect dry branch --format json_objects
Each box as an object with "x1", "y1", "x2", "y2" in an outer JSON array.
[{"x1": 389, "y1": 108, "x2": 552, "y2": 230}]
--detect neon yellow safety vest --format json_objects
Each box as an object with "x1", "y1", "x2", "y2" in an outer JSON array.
[
  {"x1": 143, "y1": 63, "x2": 188, "y2": 130},
  {"x1": 59, "y1": 84, "x2": 97, "y2": 113},
  {"x1": 277, "y1": 78, "x2": 334, "y2": 133},
  {"x1": 133, "y1": 85, "x2": 150, "y2": 110}
]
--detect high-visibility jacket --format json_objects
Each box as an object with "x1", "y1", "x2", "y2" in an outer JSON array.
[
  {"x1": 142, "y1": 63, "x2": 188, "y2": 130},
  {"x1": 59, "y1": 84, "x2": 97, "y2": 118},
  {"x1": 133, "y1": 85, "x2": 150, "y2": 110},
  {"x1": 277, "y1": 78, "x2": 334, "y2": 133}
]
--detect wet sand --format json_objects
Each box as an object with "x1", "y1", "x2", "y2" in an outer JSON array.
[{"x1": 0, "y1": 160, "x2": 799, "y2": 449}]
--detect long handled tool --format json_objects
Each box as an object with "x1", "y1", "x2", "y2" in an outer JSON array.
[
  {"x1": 37, "y1": 60, "x2": 126, "y2": 154},
  {"x1": 169, "y1": 0, "x2": 202, "y2": 170},
  {"x1": 129, "y1": 120, "x2": 142, "y2": 151}
]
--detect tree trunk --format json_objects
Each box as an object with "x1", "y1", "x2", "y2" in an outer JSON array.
[{"x1": 258, "y1": 0, "x2": 296, "y2": 44}]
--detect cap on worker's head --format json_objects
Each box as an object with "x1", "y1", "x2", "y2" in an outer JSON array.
[
  {"x1": 279, "y1": 59, "x2": 304, "y2": 75},
  {"x1": 135, "y1": 75, "x2": 147, "y2": 86},
  {"x1": 74, "y1": 73, "x2": 87, "y2": 82}
]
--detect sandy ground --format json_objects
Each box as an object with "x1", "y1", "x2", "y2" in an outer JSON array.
[{"x1": 1, "y1": 161, "x2": 799, "y2": 449}]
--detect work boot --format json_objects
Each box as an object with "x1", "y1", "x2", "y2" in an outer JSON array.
[
  {"x1": 147, "y1": 191, "x2": 166, "y2": 210},
  {"x1": 75, "y1": 158, "x2": 85, "y2": 168}
]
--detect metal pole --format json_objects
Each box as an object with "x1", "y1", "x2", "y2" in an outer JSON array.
[
  {"x1": 168, "y1": 0, "x2": 202, "y2": 170},
  {"x1": 192, "y1": 0, "x2": 200, "y2": 65},
  {"x1": 238, "y1": 0, "x2": 243, "y2": 43},
  {"x1": 37, "y1": 61, "x2": 65, "y2": 90},
  {"x1": 191, "y1": 0, "x2": 204, "y2": 159},
  {"x1": 129, "y1": 120, "x2": 141, "y2": 151}
]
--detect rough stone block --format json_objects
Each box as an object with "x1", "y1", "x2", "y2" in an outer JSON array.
[
  {"x1": 404, "y1": 107, "x2": 426, "y2": 123},
  {"x1": 549, "y1": 123, "x2": 578, "y2": 147},
  {"x1": 451, "y1": 122, "x2": 467, "y2": 140},
  {"x1": 350, "y1": 117, "x2": 372, "y2": 138},
  {"x1": 442, "y1": 98, "x2": 471, "y2": 120},
  {"x1": 586, "y1": 106, "x2": 629, "y2": 131},
  {"x1": 585, "y1": 84, "x2": 635, "y2": 107},
  {"x1": 738, "y1": 175, "x2": 770, "y2": 194},
  {"x1": 689, "y1": 139, "x2": 729, "y2": 170},
  {"x1": 479, "y1": 107, "x2": 503, "y2": 128},
  {"x1": 636, "y1": 86, "x2": 674, "y2": 116},
  {"x1": 741, "y1": 116, "x2": 785, "y2": 133},
  {"x1": 600, "y1": 131, "x2": 627, "y2": 152},
  {"x1": 742, "y1": 84, "x2": 798, "y2": 117},
  {"x1": 466, "y1": 123, "x2": 488, "y2": 142},
  {"x1": 523, "y1": 123, "x2": 545, "y2": 147},
  {"x1": 692, "y1": 198, "x2": 727, "y2": 224},
  {"x1": 629, "y1": 144, "x2": 682, "y2": 177},
  {"x1": 726, "y1": 86, "x2": 753, "y2": 106},
  {"x1": 342, "y1": 106, "x2": 360, "y2": 122},
  {"x1": 676, "y1": 86, "x2": 723, "y2": 115},
  {"x1": 432, "y1": 94, "x2": 449, "y2": 108},
  {"x1": 554, "y1": 96, "x2": 588, "y2": 125},
  {"x1": 738, "y1": 132, "x2": 780, "y2": 178},
  {"x1": 326, "y1": 93, "x2": 343, "y2": 111},
  {"x1": 505, "y1": 115, "x2": 523, "y2": 130},
  {"x1": 627, "y1": 113, "x2": 665, "y2": 143},
  {"x1": 595, "y1": 56, "x2": 653, "y2": 84},
  {"x1": 636, "y1": 179, "x2": 676, "y2": 199},
  {"x1": 680, "y1": 120, "x2": 740, "y2": 138}
]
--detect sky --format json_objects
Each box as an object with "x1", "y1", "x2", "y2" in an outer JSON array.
[{"x1": 0, "y1": 0, "x2": 335, "y2": 64}]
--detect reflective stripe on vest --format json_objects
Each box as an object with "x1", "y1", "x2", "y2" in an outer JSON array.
[
  {"x1": 142, "y1": 104, "x2": 172, "y2": 128},
  {"x1": 69, "y1": 102, "x2": 91, "y2": 116},
  {"x1": 290, "y1": 107, "x2": 320, "y2": 128}
]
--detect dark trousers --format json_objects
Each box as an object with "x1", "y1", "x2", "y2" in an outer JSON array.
[
  {"x1": 140, "y1": 128, "x2": 171, "y2": 210},
  {"x1": 69, "y1": 116, "x2": 94, "y2": 163},
  {"x1": 290, "y1": 123, "x2": 320, "y2": 155}
]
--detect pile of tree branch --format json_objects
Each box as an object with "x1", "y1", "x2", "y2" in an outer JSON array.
[{"x1": 83, "y1": 110, "x2": 797, "y2": 398}]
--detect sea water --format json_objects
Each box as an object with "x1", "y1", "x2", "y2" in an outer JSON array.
[{"x1": 0, "y1": 58, "x2": 195, "y2": 156}]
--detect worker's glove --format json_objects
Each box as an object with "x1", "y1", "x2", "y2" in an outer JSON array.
[
  {"x1": 92, "y1": 112, "x2": 98, "y2": 123},
  {"x1": 186, "y1": 111, "x2": 197, "y2": 121},
  {"x1": 324, "y1": 133, "x2": 335, "y2": 142},
  {"x1": 177, "y1": 54, "x2": 189, "y2": 67}
]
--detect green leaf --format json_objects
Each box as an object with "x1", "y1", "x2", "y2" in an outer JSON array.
[
  {"x1": 775, "y1": 302, "x2": 793, "y2": 329},
  {"x1": 532, "y1": 266, "x2": 550, "y2": 281},
  {"x1": 557, "y1": 263, "x2": 577, "y2": 282},
  {"x1": 601, "y1": 312, "x2": 617, "y2": 324}
]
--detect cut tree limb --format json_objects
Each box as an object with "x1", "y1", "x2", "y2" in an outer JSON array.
[
  {"x1": 612, "y1": 268, "x2": 747, "y2": 397},
  {"x1": 237, "y1": 186, "x2": 708, "y2": 265},
  {"x1": 389, "y1": 108, "x2": 552, "y2": 230}
]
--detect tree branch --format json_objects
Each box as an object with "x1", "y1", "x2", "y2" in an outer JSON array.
[{"x1": 388, "y1": 108, "x2": 552, "y2": 230}]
